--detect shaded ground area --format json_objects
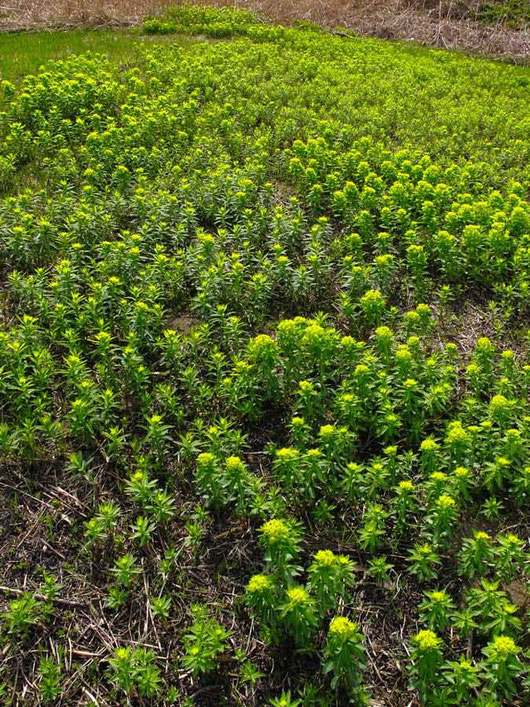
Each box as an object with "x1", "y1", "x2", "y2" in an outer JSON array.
[{"x1": 1, "y1": 0, "x2": 529, "y2": 62}]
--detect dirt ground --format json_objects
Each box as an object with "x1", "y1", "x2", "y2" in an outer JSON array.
[{"x1": 1, "y1": 0, "x2": 529, "y2": 63}]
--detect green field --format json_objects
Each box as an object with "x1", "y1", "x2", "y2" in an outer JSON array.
[
  {"x1": 0, "y1": 6, "x2": 528, "y2": 705},
  {"x1": 0, "y1": 27, "x2": 194, "y2": 84}
]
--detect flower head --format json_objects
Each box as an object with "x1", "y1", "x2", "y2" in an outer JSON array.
[
  {"x1": 487, "y1": 635, "x2": 520, "y2": 658},
  {"x1": 276, "y1": 447, "x2": 299, "y2": 462},
  {"x1": 430, "y1": 471, "x2": 447, "y2": 483},
  {"x1": 313, "y1": 549, "x2": 337, "y2": 567},
  {"x1": 328, "y1": 616, "x2": 358, "y2": 639},
  {"x1": 319, "y1": 424, "x2": 336, "y2": 438},
  {"x1": 413, "y1": 630, "x2": 441, "y2": 651},
  {"x1": 428, "y1": 590, "x2": 449, "y2": 603},
  {"x1": 197, "y1": 452, "x2": 215, "y2": 467},
  {"x1": 286, "y1": 587, "x2": 309, "y2": 605},
  {"x1": 226, "y1": 456, "x2": 245, "y2": 472},
  {"x1": 474, "y1": 530, "x2": 491, "y2": 542},
  {"x1": 436, "y1": 494, "x2": 456, "y2": 509},
  {"x1": 260, "y1": 519, "x2": 291, "y2": 544},
  {"x1": 246, "y1": 574, "x2": 272, "y2": 594}
]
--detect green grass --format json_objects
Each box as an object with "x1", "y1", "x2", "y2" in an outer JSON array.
[{"x1": 0, "y1": 28, "x2": 191, "y2": 83}]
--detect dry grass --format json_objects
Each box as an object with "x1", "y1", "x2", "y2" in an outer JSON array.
[
  {"x1": 0, "y1": 0, "x2": 529, "y2": 61},
  {"x1": 343, "y1": 0, "x2": 530, "y2": 61},
  {"x1": 0, "y1": 0, "x2": 174, "y2": 30}
]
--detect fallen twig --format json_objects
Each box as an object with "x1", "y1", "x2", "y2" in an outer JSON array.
[{"x1": 0, "y1": 584, "x2": 86, "y2": 608}]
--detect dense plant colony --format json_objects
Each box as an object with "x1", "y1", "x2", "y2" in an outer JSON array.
[
  {"x1": 0, "y1": 6, "x2": 528, "y2": 705},
  {"x1": 477, "y1": 0, "x2": 530, "y2": 29}
]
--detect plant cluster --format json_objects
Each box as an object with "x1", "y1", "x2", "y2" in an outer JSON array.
[{"x1": 0, "y1": 6, "x2": 528, "y2": 705}]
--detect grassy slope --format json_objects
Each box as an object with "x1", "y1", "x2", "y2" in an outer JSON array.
[{"x1": 2, "y1": 21, "x2": 529, "y2": 185}]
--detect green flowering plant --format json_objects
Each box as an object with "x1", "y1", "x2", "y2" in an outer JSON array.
[
  {"x1": 424, "y1": 472, "x2": 449, "y2": 503},
  {"x1": 131, "y1": 515, "x2": 155, "y2": 547},
  {"x1": 2, "y1": 591, "x2": 43, "y2": 635},
  {"x1": 444, "y1": 422, "x2": 471, "y2": 464},
  {"x1": 488, "y1": 394, "x2": 514, "y2": 428},
  {"x1": 182, "y1": 605, "x2": 230, "y2": 675},
  {"x1": 409, "y1": 630, "x2": 444, "y2": 701},
  {"x1": 108, "y1": 646, "x2": 161, "y2": 698},
  {"x1": 224, "y1": 455, "x2": 253, "y2": 515},
  {"x1": 295, "y1": 380, "x2": 321, "y2": 421},
  {"x1": 341, "y1": 462, "x2": 364, "y2": 503},
  {"x1": 512, "y1": 465, "x2": 530, "y2": 505},
  {"x1": 111, "y1": 553, "x2": 140, "y2": 588},
  {"x1": 440, "y1": 656, "x2": 481, "y2": 704},
  {"x1": 259, "y1": 519, "x2": 303, "y2": 581},
  {"x1": 483, "y1": 456, "x2": 512, "y2": 492},
  {"x1": 273, "y1": 447, "x2": 302, "y2": 490},
  {"x1": 458, "y1": 531, "x2": 495, "y2": 580},
  {"x1": 450, "y1": 465, "x2": 472, "y2": 501},
  {"x1": 194, "y1": 452, "x2": 227, "y2": 509},
  {"x1": 466, "y1": 578, "x2": 522, "y2": 638},
  {"x1": 408, "y1": 543, "x2": 441, "y2": 583},
  {"x1": 485, "y1": 600, "x2": 521, "y2": 637},
  {"x1": 367, "y1": 555, "x2": 394, "y2": 587},
  {"x1": 307, "y1": 549, "x2": 355, "y2": 613},
  {"x1": 143, "y1": 412, "x2": 171, "y2": 457},
  {"x1": 420, "y1": 438, "x2": 441, "y2": 475},
  {"x1": 418, "y1": 589, "x2": 455, "y2": 632},
  {"x1": 84, "y1": 501, "x2": 120, "y2": 545},
  {"x1": 245, "y1": 574, "x2": 278, "y2": 630},
  {"x1": 279, "y1": 586, "x2": 318, "y2": 647},
  {"x1": 426, "y1": 494, "x2": 459, "y2": 547},
  {"x1": 480, "y1": 636, "x2": 524, "y2": 699},
  {"x1": 289, "y1": 416, "x2": 312, "y2": 447},
  {"x1": 452, "y1": 608, "x2": 479, "y2": 639},
  {"x1": 392, "y1": 480, "x2": 417, "y2": 535},
  {"x1": 481, "y1": 496, "x2": 504, "y2": 520},
  {"x1": 268, "y1": 690, "x2": 302, "y2": 707},
  {"x1": 493, "y1": 533, "x2": 527, "y2": 581},
  {"x1": 358, "y1": 503, "x2": 388, "y2": 552},
  {"x1": 360, "y1": 289, "x2": 386, "y2": 325},
  {"x1": 38, "y1": 654, "x2": 63, "y2": 702},
  {"x1": 374, "y1": 325, "x2": 395, "y2": 362},
  {"x1": 322, "y1": 616, "x2": 366, "y2": 694}
]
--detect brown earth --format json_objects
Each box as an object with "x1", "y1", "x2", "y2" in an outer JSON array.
[{"x1": 0, "y1": 0, "x2": 529, "y2": 63}]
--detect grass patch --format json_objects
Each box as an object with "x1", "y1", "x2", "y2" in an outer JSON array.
[{"x1": 0, "y1": 27, "x2": 191, "y2": 83}]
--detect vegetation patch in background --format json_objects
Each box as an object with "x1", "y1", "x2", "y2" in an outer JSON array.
[
  {"x1": 478, "y1": 0, "x2": 530, "y2": 29},
  {"x1": 0, "y1": 27, "x2": 192, "y2": 84},
  {"x1": 2, "y1": 1, "x2": 530, "y2": 63}
]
